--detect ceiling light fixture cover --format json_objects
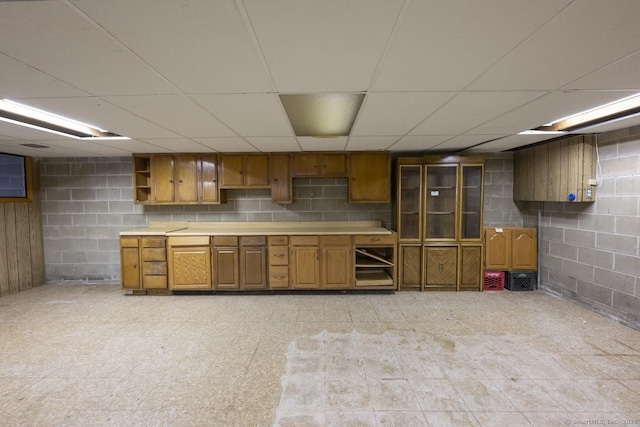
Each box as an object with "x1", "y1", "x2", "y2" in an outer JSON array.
[
  {"x1": 280, "y1": 93, "x2": 365, "y2": 137},
  {"x1": 0, "y1": 99, "x2": 129, "y2": 140}
]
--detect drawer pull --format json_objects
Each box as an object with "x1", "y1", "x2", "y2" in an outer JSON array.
[{"x1": 274, "y1": 276, "x2": 286, "y2": 280}]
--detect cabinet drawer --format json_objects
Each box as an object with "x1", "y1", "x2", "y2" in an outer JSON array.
[
  {"x1": 142, "y1": 238, "x2": 165, "y2": 248},
  {"x1": 269, "y1": 266, "x2": 289, "y2": 288},
  {"x1": 143, "y1": 275, "x2": 167, "y2": 289},
  {"x1": 268, "y1": 235, "x2": 289, "y2": 246},
  {"x1": 322, "y1": 235, "x2": 351, "y2": 246},
  {"x1": 269, "y1": 246, "x2": 289, "y2": 266},
  {"x1": 291, "y1": 235, "x2": 319, "y2": 246},
  {"x1": 354, "y1": 234, "x2": 396, "y2": 245},
  {"x1": 142, "y1": 248, "x2": 166, "y2": 262},
  {"x1": 143, "y1": 261, "x2": 167, "y2": 275},
  {"x1": 168, "y1": 236, "x2": 209, "y2": 246},
  {"x1": 120, "y1": 237, "x2": 139, "y2": 248},
  {"x1": 213, "y1": 236, "x2": 238, "y2": 246},
  {"x1": 240, "y1": 236, "x2": 266, "y2": 246}
]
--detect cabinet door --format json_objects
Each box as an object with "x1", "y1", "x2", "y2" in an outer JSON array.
[
  {"x1": 424, "y1": 246, "x2": 457, "y2": 291},
  {"x1": 460, "y1": 245, "x2": 482, "y2": 291},
  {"x1": 460, "y1": 165, "x2": 483, "y2": 240},
  {"x1": 399, "y1": 245, "x2": 421, "y2": 291},
  {"x1": 484, "y1": 228, "x2": 510, "y2": 270},
  {"x1": 397, "y1": 165, "x2": 423, "y2": 241},
  {"x1": 348, "y1": 152, "x2": 390, "y2": 203},
  {"x1": 270, "y1": 153, "x2": 292, "y2": 204},
  {"x1": 169, "y1": 246, "x2": 212, "y2": 290},
  {"x1": 174, "y1": 154, "x2": 198, "y2": 203},
  {"x1": 511, "y1": 228, "x2": 537, "y2": 271},
  {"x1": 154, "y1": 155, "x2": 174, "y2": 203},
  {"x1": 121, "y1": 246, "x2": 140, "y2": 290},
  {"x1": 322, "y1": 245, "x2": 351, "y2": 288},
  {"x1": 200, "y1": 154, "x2": 220, "y2": 203},
  {"x1": 219, "y1": 154, "x2": 244, "y2": 188},
  {"x1": 291, "y1": 246, "x2": 320, "y2": 289},
  {"x1": 291, "y1": 153, "x2": 319, "y2": 177},
  {"x1": 214, "y1": 247, "x2": 240, "y2": 289},
  {"x1": 241, "y1": 247, "x2": 267, "y2": 290},
  {"x1": 425, "y1": 165, "x2": 458, "y2": 240},
  {"x1": 321, "y1": 153, "x2": 346, "y2": 177},
  {"x1": 244, "y1": 154, "x2": 270, "y2": 187}
]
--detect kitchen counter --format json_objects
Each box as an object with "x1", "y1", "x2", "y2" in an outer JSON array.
[{"x1": 120, "y1": 221, "x2": 394, "y2": 237}]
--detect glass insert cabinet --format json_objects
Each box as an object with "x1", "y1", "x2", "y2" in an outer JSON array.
[{"x1": 395, "y1": 156, "x2": 484, "y2": 291}]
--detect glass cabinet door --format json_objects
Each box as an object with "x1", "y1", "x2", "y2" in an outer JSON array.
[
  {"x1": 398, "y1": 165, "x2": 422, "y2": 241},
  {"x1": 425, "y1": 165, "x2": 458, "y2": 240},
  {"x1": 461, "y1": 165, "x2": 483, "y2": 239}
]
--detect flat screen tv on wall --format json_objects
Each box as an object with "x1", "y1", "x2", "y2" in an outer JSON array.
[{"x1": 0, "y1": 153, "x2": 33, "y2": 202}]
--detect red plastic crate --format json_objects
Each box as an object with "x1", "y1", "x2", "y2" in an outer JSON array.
[{"x1": 483, "y1": 271, "x2": 505, "y2": 291}]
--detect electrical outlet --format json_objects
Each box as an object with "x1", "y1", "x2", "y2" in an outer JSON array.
[{"x1": 585, "y1": 187, "x2": 593, "y2": 199}]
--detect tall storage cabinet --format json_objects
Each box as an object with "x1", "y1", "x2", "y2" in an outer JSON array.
[{"x1": 395, "y1": 156, "x2": 485, "y2": 291}]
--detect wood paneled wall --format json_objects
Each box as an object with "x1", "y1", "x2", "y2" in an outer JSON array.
[{"x1": 0, "y1": 159, "x2": 45, "y2": 297}]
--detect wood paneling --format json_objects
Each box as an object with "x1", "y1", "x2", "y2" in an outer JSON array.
[{"x1": 0, "y1": 158, "x2": 45, "y2": 298}]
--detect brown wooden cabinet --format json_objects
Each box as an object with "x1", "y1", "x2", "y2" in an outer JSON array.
[
  {"x1": 141, "y1": 237, "x2": 168, "y2": 289},
  {"x1": 132, "y1": 155, "x2": 152, "y2": 204},
  {"x1": 396, "y1": 156, "x2": 484, "y2": 291},
  {"x1": 270, "y1": 153, "x2": 292, "y2": 204},
  {"x1": 200, "y1": 154, "x2": 225, "y2": 204},
  {"x1": 268, "y1": 235, "x2": 289, "y2": 288},
  {"x1": 291, "y1": 152, "x2": 346, "y2": 178},
  {"x1": 321, "y1": 235, "x2": 352, "y2": 289},
  {"x1": 120, "y1": 237, "x2": 141, "y2": 290},
  {"x1": 290, "y1": 236, "x2": 321, "y2": 289},
  {"x1": 168, "y1": 236, "x2": 212, "y2": 290},
  {"x1": 213, "y1": 236, "x2": 240, "y2": 289},
  {"x1": 240, "y1": 236, "x2": 267, "y2": 290},
  {"x1": 153, "y1": 154, "x2": 199, "y2": 203},
  {"x1": 353, "y1": 234, "x2": 396, "y2": 288},
  {"x1": 513, "y1": 135, "x2": 596, "y2": 202},
  {"x1": 219, "y1": 153, "x2": 270, "y2": 189},
  {"x1": 348, "y1": 152, "x2": 390, "y2": 203},
  {"x1": 484, "y1": 227, "x2": 537, "y2": 271}
]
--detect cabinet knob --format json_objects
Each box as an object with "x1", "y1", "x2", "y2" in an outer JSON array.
[
  {"x1": 169, "y1": 179, "x2": 173, "y2": 183},
  {"x1": 133, "y1": 264, "x2": 137, "y2": 269},
  {"x1": 178, "y1": 179, "x2": 183, "y2": 183}
]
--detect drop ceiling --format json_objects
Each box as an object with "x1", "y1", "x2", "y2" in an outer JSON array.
[{"x1": 1, "y1": 0, "x2": 639, "y2": 157}]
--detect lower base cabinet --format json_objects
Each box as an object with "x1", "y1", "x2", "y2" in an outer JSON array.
[
  {"x1": 321, "y1": 236, "x2": 352, "y2": 289},
  {"x1": 168, "y1": 236, "x2": 212, "y2": 290},
  {"x1": 290, "y1": 239, "x2": 321, "y2": 289},
  {"x1": 398, "y1": 244, "x2": 483, "y2": 291},
  {"x1": 240, "y1": 245, "x2": 267, "y2": 290}
]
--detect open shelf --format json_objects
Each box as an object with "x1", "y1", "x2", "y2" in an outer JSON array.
[
  {"x1": 355, "y1": 269, "x2": 393, "y2": 287},
  {"x1": 354, "y1": 246, "x2": 395, "y2": 288}
]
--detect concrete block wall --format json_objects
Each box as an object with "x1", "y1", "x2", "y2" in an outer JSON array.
[
  {"x1": 38, "y1": 154, "x2": 522, "y2": 283},
  {"x1": 538, "y1": 128, "x2": 640, "y2": 329}
]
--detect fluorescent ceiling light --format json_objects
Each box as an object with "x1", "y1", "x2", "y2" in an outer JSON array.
[
  {"x1": 0, "y1": 99, "x2": 129, "y2": 140},
  {"x1": 531, "y1": 92, "x2": 640, "y2": 132},
  {"x1": 518, "y1": 130, "x2": 567, "y2": 135},
  {"x1": 280, "y1": 93, "x2": 365, "y2": 137}
]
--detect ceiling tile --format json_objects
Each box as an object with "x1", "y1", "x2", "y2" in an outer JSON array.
[
  {"x1": 351, "y1": 92, "x2": 456, "y2": 136},
  {"x1": 72, "y1": 0, "x2": 273, "y2": 94},
  {"x1": 388, "y1": 136, "x2": 450, "y2": 152},
  {"x1": 0, "y1": 1, "x2": 179, "y2": 96},
  {"x1": 432, "y1": 134, "x2": 505, "y2": 151},
  {"x1": 192, "y1": 138, "x2": 258, "y2": 152},
  {"x1": 373, "y1": 0, "x2": 572, "y2": 91},
  {"x1": 470, "y1": 0, "x2": 640, "y2": 90},
  {"x1": 243, "y1": 0, "x2": 403, "y2": 92},
  {"x1": 193, "y1": 94, "x2": 293, "y2": 137},
  {"x1": 298, "y1": 137, "x2": 348, "y2": 151},
  {"x1": 103, "y1": 95, "x2": 236, "y2": 138},
  {"x1": 346, "y1": 136, "x2": 399, "y2": 151},
  {"x1": 136, "y1": 138, "x2": 213, "y2": 153},
  {"x1": 563, "y1": 51, "x2": 640, "y2": 90},
  {"x1": 245, "y1": 137, "x2": 299, "y2": 152},
  {"x1": 464, "y1": 133, "x2": 561, "y2": 152},
  {"x1": 410, "y1": 91, "x2": 545, "y2": 135}
]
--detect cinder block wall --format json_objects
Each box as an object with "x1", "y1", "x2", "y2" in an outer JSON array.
[
  {"x1": 38, "y1": 154, "x2": 520, "y2": 283},
  {"x1": 537, "y1": 128, "x2": 640, "y2": 329}
]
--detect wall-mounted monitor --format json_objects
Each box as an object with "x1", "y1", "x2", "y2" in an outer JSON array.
[{"x1": 0, "y1": 153, "x2": 33, "y2": 202}]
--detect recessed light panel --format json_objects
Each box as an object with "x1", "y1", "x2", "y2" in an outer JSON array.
[{"x1": 280, "y1": 93, "x2": 365, "y2": 137}]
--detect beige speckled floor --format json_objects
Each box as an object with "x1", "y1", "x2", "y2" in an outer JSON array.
[{"x1": 1, "y1": 284, "x2": 639, "y2": 426}]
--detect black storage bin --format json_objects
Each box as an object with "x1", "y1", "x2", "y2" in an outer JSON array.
[{"x1": 506, "y1": 271, "x2": 535, "y2": 291}]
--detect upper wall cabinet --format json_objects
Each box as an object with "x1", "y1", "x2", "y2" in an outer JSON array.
[
  {"x1": 348, "y1": 152, "x2": 390, "y2": 203},
  {"x1": 292, "y1": 152, "x2": 347, "y2": 178},
  {"x1": 154, "y1": 154, "x2": 199, "y2": 203},
  {"x1": 513, "y1": 135, "x2": 596, "y2": 202},
  {"x1": 219, "y1": 153, "x2": 270, "y2": 189}
]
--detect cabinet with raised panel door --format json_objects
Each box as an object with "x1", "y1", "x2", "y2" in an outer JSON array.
[
  {"x1": 219, "y1": 153, "x2": 270, "y2": 188},
  {"x1": 348, "y1": 152, "x2": 390, "y2": 203},
  {"x1": 290, "y1": 236, "x2": 321, "y2": 289},
  {"x1": 395, "y1": 156, "x2": 484, "y2": 291},
  {"x1": 270, "y1": 154, "x2": 292, "y2": 204},
  {"x1": 321, "y1": 235, "x2": 352, "y2": 289},
  {"x1": 291, "y1": 152, "x2": 346, "y2": 178},
  {"x1": 153, "y1": 154, "x2": 199, "y2": 203},
  {"x1": 168, "y1": 236, "x2": 212, "y2": 290}
]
